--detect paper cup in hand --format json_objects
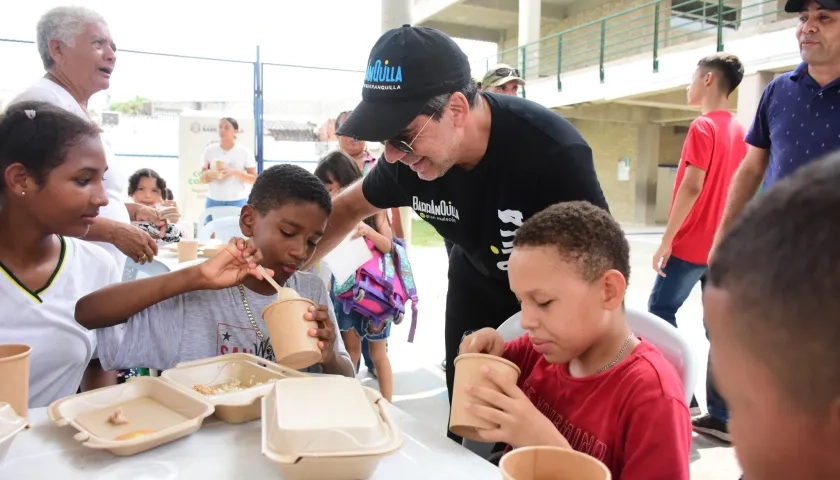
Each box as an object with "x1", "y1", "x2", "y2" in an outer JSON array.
[
  {"x1": 500, "y1": 446, "x2": 611, "y2": 480},
  {"x1": 0, "y1": 345, "x2": 31, "y2": 421},
  {"x1": 261, "y1": 290, "x2": 321, "y2": 369},
  {"x1": 177, "y1": 239, "x2": 199, "y2": 263},
  {"x1": 215, "y1": 160, "x2": 225, "y2": 171},
  {"x1": 449, "y1": 353, "x2": 520, "y2": 440}
]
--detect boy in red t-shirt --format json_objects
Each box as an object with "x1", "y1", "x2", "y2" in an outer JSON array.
[
  {"x1": 704, "y1": 153, "x2": 840, "y2": 480},
  {"x1": 648, "y1": 52, "x2": 747, "y2": 440},
  {"x1": 460, "y1": 202, "x2": 691, "y2": 480}
]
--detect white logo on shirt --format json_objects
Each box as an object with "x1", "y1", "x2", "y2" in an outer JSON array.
[
  {"x1": 492, "y1": 209, "x2": 523, "y2": 271},
  {"x1": 412, "y1": 196, "x2": 460, "y2": 223}
]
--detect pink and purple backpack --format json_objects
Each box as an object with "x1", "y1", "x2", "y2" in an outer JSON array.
[{"x1": 333, "y1": 237, "x2": 419, "y2": 342}]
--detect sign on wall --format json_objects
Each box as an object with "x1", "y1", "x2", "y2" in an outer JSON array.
[{"x1": 178, "y1": 113, "x2": 255, "y2": 225}]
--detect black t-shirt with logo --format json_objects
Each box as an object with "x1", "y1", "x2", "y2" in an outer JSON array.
[{"x1": 362, "y1": 92, "x2": 609, "y2": 283}]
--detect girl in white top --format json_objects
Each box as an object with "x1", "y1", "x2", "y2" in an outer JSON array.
[
  {"x1": 200, "y1": 117, "x2": 257, "y2": 213},
  {"x1": 0, "y1": 102, "x2": 121, "y2": 407},
  {"x1": 127, "y1": 169, "x2": 192, "y2": 244}
]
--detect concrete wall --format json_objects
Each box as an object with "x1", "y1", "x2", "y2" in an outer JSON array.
[
  {"x1": 659, "y1": 125, "x2": 686, "y2": 166},
  {"x1": 497, "y1": 0, "x2": 726, "y2": 77},
  {"x1": 569, "y1": 118, "x2": 639, "y2": 222}
]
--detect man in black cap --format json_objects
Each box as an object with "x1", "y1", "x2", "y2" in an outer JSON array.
[{"x1": 307, "y1": 25, "x2": 608, "y2": 442}]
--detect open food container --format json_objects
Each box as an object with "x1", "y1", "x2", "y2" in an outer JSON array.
[
  {"x1": 161, "y1": 353, "x2": 307, "y2": 423},
  {"x1": 261, "y1": 376, "x2": 402, "y2": 480},
  {"x1": 47, "y1": 376, "x2": 214, "y2": 456},
  {"x1": 0, "y1": 402, "x2": 27, "y2": 467}
]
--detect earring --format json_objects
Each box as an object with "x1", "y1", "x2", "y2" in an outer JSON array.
[{"x1": 20, "y1": 192, "x2": 25, "y2": 196}]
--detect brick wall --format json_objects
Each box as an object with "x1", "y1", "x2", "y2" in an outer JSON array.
[{"x1": 568, "y1": 118, "x2": 639, "y2": 222}]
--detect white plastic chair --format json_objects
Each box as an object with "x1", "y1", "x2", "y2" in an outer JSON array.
[
  {"x1": 122, "y1": 258, "x2": 171, "y2": 282},
  {"x1": 197, "y1": 206, "x2": 242, "y2": 228},
  {"x1": 462, "y1": 307, "x2": 697, "y2": 457},
  {"x1": 198, "y1": 216, "x2": 243, "y2": 243}
]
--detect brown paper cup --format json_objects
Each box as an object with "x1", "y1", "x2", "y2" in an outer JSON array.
[
  {"x1": 0, "y1": 344, "x2": 31, "y2": 420},
  {"x1": 449, "y1": 353, "x2": 520, "y2": 440},
  {"x1": 215, "y1": 160, "x2": 225, "y2": 171},
  {"x1": 500, "y1": 446, "x2": 612, "y2": 480},
  {"x1": 177, "y1": 240, "x2": 199, "y2": 263},
  {"x1": 261, "y1": 298, "x2": 321, "y2": 369}
]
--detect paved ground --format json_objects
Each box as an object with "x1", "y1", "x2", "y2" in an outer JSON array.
[{"x1": 357, "y1": 232, "x2": 742, "y2": 479}]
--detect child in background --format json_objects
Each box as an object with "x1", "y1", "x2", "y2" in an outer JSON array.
[
  {"x1": 0, "y1": 101, "x2": 120, "y2": 406},
  {"x1": 127, "y1": 168, "x2": 184, "y2": 244},
  {"x1": 76, "y1": 165, "x2": 354, "y2": 378},
  {"x1": 460, "y1": 202, "x2": 690, "y2": 479},
  {"x1": 162, "y1": 188, "x2": 193, "y2": 239},
  {"x1": 314, "y1": 151, "x2": 395, "y2": 401},
  {"x1": 704, "y1": 153, "x2": 840, "y2": 480}
]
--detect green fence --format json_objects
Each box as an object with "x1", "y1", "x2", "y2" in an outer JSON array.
[{"x1": 484, "y1": 0, "x2": 790, "y2": 93}]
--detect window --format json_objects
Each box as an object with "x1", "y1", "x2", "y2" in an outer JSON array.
[{"x1": 670, "y1": 0, "x2": 738, "y2": 28}]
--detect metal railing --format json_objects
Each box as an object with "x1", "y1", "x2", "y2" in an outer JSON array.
[{"x1": 481, "y1": 0, "x2": 791, "y2": 94}]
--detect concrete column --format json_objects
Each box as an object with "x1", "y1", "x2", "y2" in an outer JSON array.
[
  {"x1": 736, "y1": 71, "x2": 773, "y2": 129},
  {"x1": 381, "y1": 0, "x2": 412, "y2": 31},
  {"x1": 634, "y1": 123, "x2": 661, "y2": 225},
  {"x1": 740, "y1": 0, "x2": 780, "y2": 29},
  {"x1": 518, "y1": 0, "x2": 541, "y2": 79},
  {"x1": 381, "y1": 0, "x2": 414, "y2": 244}
]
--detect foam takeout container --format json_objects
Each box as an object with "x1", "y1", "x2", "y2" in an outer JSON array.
[
  {"x1": 47, "y1": 353, "x2": 307, "y2": 456},
  {"x1": 47, "y1": 376, "x2": 215, "y2": 456},
  {"x1": 261, "y1": 376, "x2": 402, "y2": 480},
  {"x1": 0, "y1": 402, "x2": 27, "y2": 467},
  {"x1": 161, "y1": 353, "x2": 307, "y2": 423}
]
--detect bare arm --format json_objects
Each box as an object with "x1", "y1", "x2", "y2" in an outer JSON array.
[
  {"x1": 365, "y1": 212, "x2": 393, "y2": 253},
  {"x1": 305, "y1": 180, "x2": 379, "y2": 269},
  {"x1": 710, "y1": 147, "x2": 770, "y2": 255},
  {"x1": 76, "y1": 266, "x2": 206, "y2": 329},
  {"x1": 83, "y1": 216, "x2": 121, "y2": 243},
  {"x1": 662, "y1": 165, "x2": 706, "y2": 245},
  {"x1": 238, "y1": 167, "x2": 258, "y2": 185},
  {"x1": 389, "y1": 208, "x2": 404, "y2": 239}
]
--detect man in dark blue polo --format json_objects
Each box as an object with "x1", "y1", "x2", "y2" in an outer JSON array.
[
  {"x1": 702, "y1": 0, "x2": 840, "y2": 442},
  {"x1": 714, "y1": 0, "x2": 840, "y2": 247}
]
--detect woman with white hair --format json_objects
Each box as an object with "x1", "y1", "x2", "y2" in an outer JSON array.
[{"x1": 5, "y1": 6, "x2": 164, "y2": 273}]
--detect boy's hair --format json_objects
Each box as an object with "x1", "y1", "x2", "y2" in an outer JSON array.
[
  {"x1": 248, "y1": 164, "x2": 332, "y2": 216},
  {"x1": 513, "y1": 201, "x2": 630, "y2": 283},
  {"x1": 708, "y1": 151, "x2": 840, "y2": 413},
  {"x1": 128, "y1": 168, "x2": 166, "y2": 197},
  {"x1": 0, "y1": 101, "x2": 101, "y2": 195},
  {"x1": 697, "y1": 52, "x2": 744, "y2": 96},
  {"x1": 314, "y1": 151, "x2": 362, "y2": 189}
]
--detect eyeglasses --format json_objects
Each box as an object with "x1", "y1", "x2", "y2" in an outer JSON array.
[
  {"x1": 386, "y1": 113, "x2": 436, "y2": 156},
  {"x1": 493, "y1": 67, "x2": 520, "y2": 78}
]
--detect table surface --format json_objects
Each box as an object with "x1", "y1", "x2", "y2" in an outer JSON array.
[{"x1": 1, "y1": 405, "x2": 499, "y2": 479}]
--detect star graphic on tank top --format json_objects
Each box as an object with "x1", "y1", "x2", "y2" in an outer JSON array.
[{"x1": 222, "y1": 331, "x2": 231, "y2": 341}]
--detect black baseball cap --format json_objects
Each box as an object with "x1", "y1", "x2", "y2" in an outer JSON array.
[
  {"x1": 785, "y1": 0, "x2": 840, "y2": 12},
  {"x1": 336, "y1": 25, "x2": 472, "y2": 142}
]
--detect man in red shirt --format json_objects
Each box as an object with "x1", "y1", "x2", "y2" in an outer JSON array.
[
  {"x1": 648, "y1": 52, "x2": 747, "y2": 442},
  {"x1": 461, "y1": 202, "x2": 690, "y2": 480}
]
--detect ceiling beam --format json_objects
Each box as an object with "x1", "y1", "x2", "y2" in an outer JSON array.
[
  {"x1": 422, "y1": 20, "x2": 503, "y2": 42},
  {"x1": 461, "y1": 0, "x2": 568, "y2": 20}
]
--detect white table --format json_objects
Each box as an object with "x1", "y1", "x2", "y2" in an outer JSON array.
[
  {"x1": 1, "y1": 405, "x2": 499, "y2": 479},
  {"x1": 156, "y1": 250, "x2": 204, "y2": 272}
]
